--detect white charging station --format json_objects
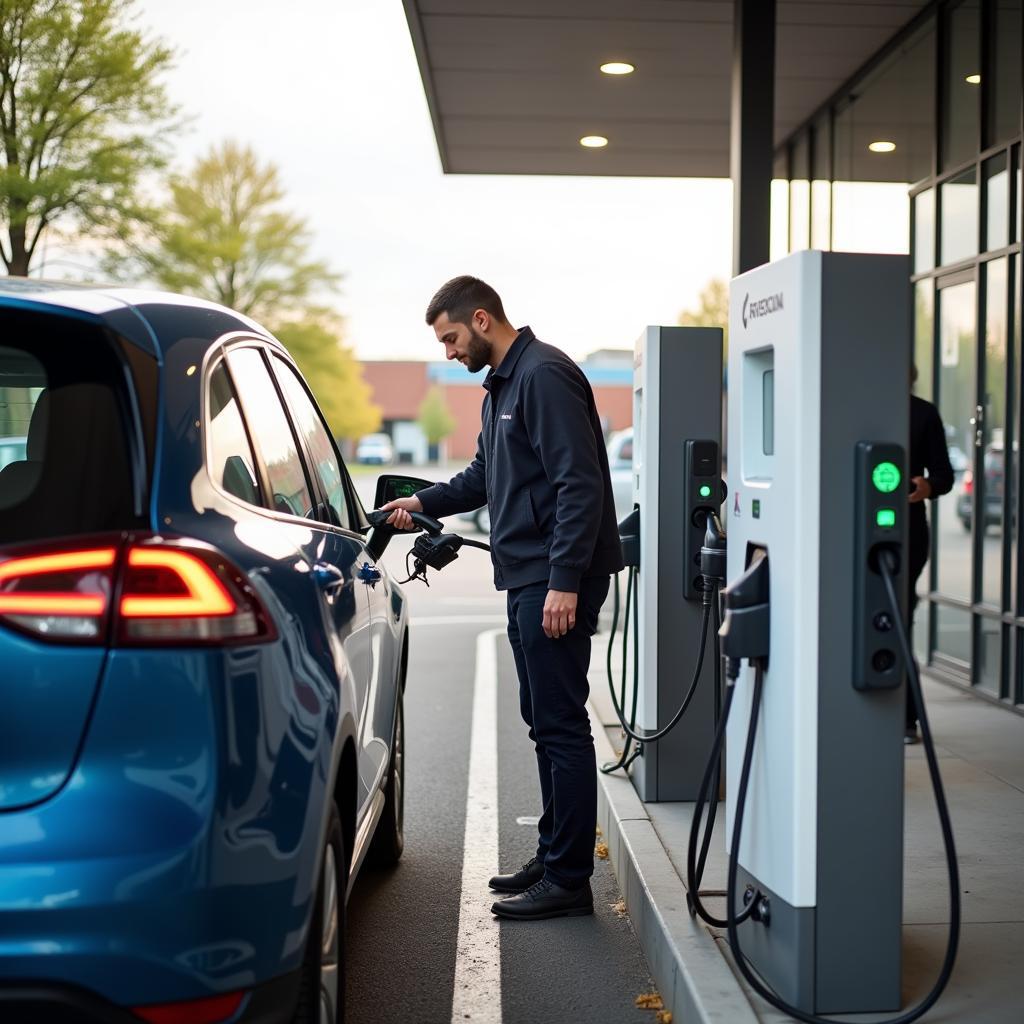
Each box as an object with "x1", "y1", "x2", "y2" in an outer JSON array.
[
  {"x1": 725, "y1": 251, "x2": 910, "y2": 1013},
  {"x1": 630, "y1": 326, "x2": 722, "y2": 801}
]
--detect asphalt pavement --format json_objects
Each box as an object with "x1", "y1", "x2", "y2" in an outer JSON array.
[{"x1": 344, "y1": 471, "x2": 657, "y2": 1024}]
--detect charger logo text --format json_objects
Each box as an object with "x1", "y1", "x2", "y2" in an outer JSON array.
[{"x1": 742, "y1": 291, "x2": 784, "y2": 329}]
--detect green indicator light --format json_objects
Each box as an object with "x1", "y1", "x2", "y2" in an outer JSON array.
[
  {"x1": 876, "y1": 508, "x2": 896, "y2": 528},
  {"x1": 699, "y1": 484, "x2": 712, "y2": 498},
  {"x1": 872, "y1": 461, "x2": 901, "y2": 493}
]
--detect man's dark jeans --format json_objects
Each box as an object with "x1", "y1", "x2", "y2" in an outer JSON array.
[{"x1": 506, "y1": 575, "x2": 610, "y2": 890}]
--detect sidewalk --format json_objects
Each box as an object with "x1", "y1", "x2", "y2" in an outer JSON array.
[{"x1": 588, "y1": 637, "x2": 1024, "y2": 1023}]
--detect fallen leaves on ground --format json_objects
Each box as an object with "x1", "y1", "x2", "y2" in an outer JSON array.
[
  {"x1": 610, "y1": 899, "x2": 627, "y2": 917},
  {"x1": 656, "y1": 1011, "x2": 673, "y2": 1023},
  {"x1": 635, "y1": 992, "x2": 664, "y2": 1010},
  {"x1": 595, "y1": 824, "x2": 603, "y2": 837},
  {"x1": 595, "y1": 841, "x2": 609, "y2": 860}
]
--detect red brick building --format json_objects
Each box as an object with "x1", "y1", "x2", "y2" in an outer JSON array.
[{"x1": 360, "y1": 351, "x2": 632, "y2": 462}]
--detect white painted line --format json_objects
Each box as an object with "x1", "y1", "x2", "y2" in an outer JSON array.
[
  {"x1": 451, "y1": 628, "x2": 504, "y2": 1024},
  {"x1": 410, "y1": 615, "x2": 509, "y2": 627},
  {"x1": 515, "y1": 816, "x2": 540, "y2": 827}
]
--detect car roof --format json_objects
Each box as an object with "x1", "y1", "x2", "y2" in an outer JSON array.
[{"x1": 0, "y1": 277, "x2": 276, "y2": 360}]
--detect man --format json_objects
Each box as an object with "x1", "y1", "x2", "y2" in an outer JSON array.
[
  {"x1": 907, "y1": 377, "x2": 954, "y2": 744},
  {"x1": 382, "y1": 276, "x2": 623, "y2": 920}
]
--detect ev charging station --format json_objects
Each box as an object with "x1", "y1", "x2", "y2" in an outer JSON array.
[
  {"x1": 724, "y1": 251, "x2": 911, "y2": 1014},
  {"x1": 630, "y1": 325, "x2": 723, "y2": 802}
]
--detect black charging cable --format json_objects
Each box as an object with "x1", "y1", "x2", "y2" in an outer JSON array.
[
  {"x1": 602, "y1": 569, "x2": 644, "y2": 773},
  {"x1": 722, "y1": 548, "x2": 960, "y2": 1024}
]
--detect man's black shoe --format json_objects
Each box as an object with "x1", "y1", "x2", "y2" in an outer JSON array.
[
  {"x1": 488, "y1": 856, "x2": 545, "y2": 894},
  {"x1": 491, "y1": 878, "x2": 593, "y2": 920}
]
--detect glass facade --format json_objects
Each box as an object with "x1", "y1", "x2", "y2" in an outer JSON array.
[{"x1": 775, "y1": 0, "x2": 1023, "y2": 708}]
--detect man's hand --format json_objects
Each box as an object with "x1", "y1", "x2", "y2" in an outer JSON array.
[
  {"x1": 543, "y1": 589, "x2": 578, "y2": 639},
  {"x1": 909, "y1": 476, "x2": 932, "y2": 504},
  {"x1": 380, "y1": 495, "x2": 423, "y2": 530}
]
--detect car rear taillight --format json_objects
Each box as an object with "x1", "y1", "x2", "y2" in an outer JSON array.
[
  {"x1": 0, "y1": 534, "x2": 275, "y2": 646},
  {"x1": 117, "y1": 540, "x2": 274, "y2": 644},
  {"x1": 963, "y1": 470, "x2": 974, "y2": 496},
  {"x1": 0, "y1": 544, "x2": 117, "y2": 641}
]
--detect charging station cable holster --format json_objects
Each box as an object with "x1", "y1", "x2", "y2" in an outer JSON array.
[
  {"x1": 719, "y1": 551, "x2": 770, "y2": 677},
  {"x1": 700, "y1": 513, "x2": 727, "y2": 602},
  {"x1": 618, "y1": 507, "x2": 640, "y2": 568}
]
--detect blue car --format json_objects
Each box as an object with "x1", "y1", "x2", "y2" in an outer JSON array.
[{"x1": 0, "y1": 280, "x2": 411, "y2": 1024}]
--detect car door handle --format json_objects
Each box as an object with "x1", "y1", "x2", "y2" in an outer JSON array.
[
  {"x1": 312, "y1": 563, "x2": 347, "y2": 592},
  {"x1": 357, "y1": 562, "x2": 383, "y2": 586}
]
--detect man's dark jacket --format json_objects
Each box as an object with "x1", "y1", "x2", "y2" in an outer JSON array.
[
  {"x1": 910, "y1": 394, "x2": 955, "y2": 537},
  {"x1": 416, "y1": 327, "x2": 624, "y2": 592}
]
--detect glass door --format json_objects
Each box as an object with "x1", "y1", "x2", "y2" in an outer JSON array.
[{"x1": 933, "y1": 274, "x2": 977, "y2": 668}]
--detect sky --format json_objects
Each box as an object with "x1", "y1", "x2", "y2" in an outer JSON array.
[{"x1": 118, "y1": 0, "x2": 735, "y2": 362}]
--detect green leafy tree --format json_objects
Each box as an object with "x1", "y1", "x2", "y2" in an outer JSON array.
[
  {"x1": 0, "y1": 0, "x2": 178, "y2": 275},
  {"x1": 679, "y1": 278, "x2": 729, "y2": 358},
  {"x1": 417, "y1": 387, "x2": 456, "y2": 458},
  {"x1": 119, "y1": 141, "x2": 338, "y2": 319},
  {"x1": 274, "y1": 315, "x2": 381, "y2": 443}
]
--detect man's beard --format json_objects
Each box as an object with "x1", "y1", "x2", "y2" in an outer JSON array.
[{"x1": 463, "y1": 327, "x2": 492, "y2": 373}]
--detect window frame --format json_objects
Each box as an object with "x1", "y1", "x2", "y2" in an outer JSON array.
[
  {"x1": 204, "y1": 353, "x2": 266, "y2": 510},
  {"x1": 268, "y1": 351, "x2": 365, "y2": 533},
  {"x1": 202, "y1": 333, "x2": 369, "y2": 538}
]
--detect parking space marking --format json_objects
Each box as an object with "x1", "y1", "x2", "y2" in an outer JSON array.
[
  {"x1": 410, "y1": 615, "x2": 509, "y2": 626},
  {"x1": 451, "y1": 628, "x2": 503, "y2": 1024}
]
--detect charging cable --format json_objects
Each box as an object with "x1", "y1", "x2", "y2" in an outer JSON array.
[{"x1": 720, "y1": 547, "x2": 960, "y2": 1024}]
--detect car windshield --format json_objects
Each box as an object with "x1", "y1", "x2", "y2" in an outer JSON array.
[{"x1": 0, "y1": 313, "x2": 145, "y2": 545}]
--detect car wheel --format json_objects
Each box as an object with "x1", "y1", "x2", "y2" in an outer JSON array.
[
  {"x1": 474, "y1": 507, "x2": 491, "y2": 534},
  {"x1": 292, "y1": 803, "x2": 346, "y2": 1024},
  {"x1": 366, "y1": 692, "x2": 405, "y2": 867},
  {"x1": 961, "y1": 517, "x2": 971, "y2": 533}
]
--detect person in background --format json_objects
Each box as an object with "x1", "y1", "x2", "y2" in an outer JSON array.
[{"x1": 907, "y1": 369, "x2": 955, "y2": 743}]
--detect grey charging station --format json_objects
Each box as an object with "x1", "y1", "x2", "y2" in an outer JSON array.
[
  {"x1": 632, "y1": 326, "x2": 723, "y2": 801},
  {"x1": 726, "y1": 252, "x2": 910, "y2": 1013}
]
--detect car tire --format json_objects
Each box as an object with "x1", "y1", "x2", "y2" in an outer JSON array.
[
  {"x1": 292, "y1": 803, "x2": 346, "y2": 1024},
  {"x1": 961, "y1": 517, "x2": 971, "y2": 533},
  {"x1": 366, "y1": 692, "x2": 405, "y2": 867}
]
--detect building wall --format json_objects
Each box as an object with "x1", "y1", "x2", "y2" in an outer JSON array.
[{"x1": 358, "y1": 357, "x2": 634, "y2": 461}]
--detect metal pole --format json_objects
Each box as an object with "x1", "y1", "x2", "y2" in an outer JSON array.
[{"x1": 730, "y1": 0, "x2": 776, "y2": 275}]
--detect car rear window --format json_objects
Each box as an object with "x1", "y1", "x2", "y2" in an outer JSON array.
[{"x1": 0, "y1": 314, "x2": 144, "y2": 545}]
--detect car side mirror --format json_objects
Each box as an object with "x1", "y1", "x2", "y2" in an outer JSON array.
[{"x1": 373, "y1": 474, "x2": 435, "y2": 510}]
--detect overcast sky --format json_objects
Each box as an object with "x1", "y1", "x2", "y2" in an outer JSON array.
[{"x1": 129, "y1": 0, "x2": 735, "y2": 362}]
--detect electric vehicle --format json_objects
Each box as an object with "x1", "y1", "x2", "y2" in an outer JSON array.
[
  {"x1": 957, "y1": 443, "x2": 1003, "y2": 532},
  {"x1": 606, "y1": 427, "x2": 634, "y2": 522},
  {"x1": 0, "y1": 279, "x2": 412, "y2": 1024},
  {"x1": 354, "y1": 433, "x2": 394, "y2": 465}
]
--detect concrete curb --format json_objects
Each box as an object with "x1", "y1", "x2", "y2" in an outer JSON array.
[{"x1": 589, "y1": 702, "x2": 759, "y2": 1024}]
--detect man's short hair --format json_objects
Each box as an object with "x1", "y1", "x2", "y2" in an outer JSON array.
[{"x1": 425, "y1": 275, "x2": 508, "y2": 327}]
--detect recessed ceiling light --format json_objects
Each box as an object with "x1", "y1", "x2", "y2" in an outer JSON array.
[
  {"x1": 965, "y1": 73, "x2": 981, "y2": 84},
  {"x1": 868, "y1": 140, "x2": 896, "y2": 153},
  {"x1": 600, "y1": 62, "x2": 635, "y2": 76},
  {"x1": 580, "y1": 135, "x2": 608, "y2": 148}
]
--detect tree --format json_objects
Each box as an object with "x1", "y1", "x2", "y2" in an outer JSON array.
[
  {"x1": 274, "y1": 315, "x2": 381, "y2": 443},
  {"x1": 119, "y1": 141, "x2": 338, "y2": 320},
  {"x1": 679, "y1": 278, "x2": 729, "y2": 358},
  {"x1": 417, "y1": 386, "x2": 456, "y2": 457},
  {"x1": 0, "y1": 0, "x2": 178, "y2": 275}
]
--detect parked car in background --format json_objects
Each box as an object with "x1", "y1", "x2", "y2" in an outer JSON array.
[
  {"x1": 0, "y1": 279, "x2": 412, "y2": 1024},
  {"x1": 958, "y1": 444, "x2": 1004, "y2": 532},
  {"x1": 355, "y1": 432, "x2": 394, "y2": 465},
  {"x1": 607, "y1": 427, "x2": 634, "y2": 523},
  {"x1": 0, "y1": 435, "x2": 27, "y2": 472},
  {"x1": 456, "y1": 427, "x2": 635, "y2": 535}
]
